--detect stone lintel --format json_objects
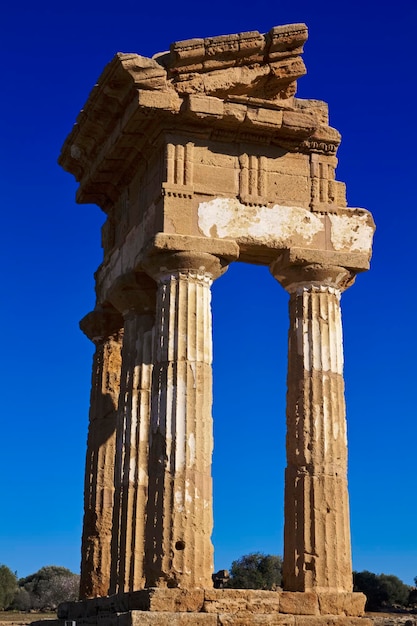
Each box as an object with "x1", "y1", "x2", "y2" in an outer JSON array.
[
  {"x1": 145, "y1": 233, "x2": 239, "y2": 263},
  {"x1": 141, "y1": 233, "x2": 239, "y2": 281},
  {"x1": 58, "y1": 590, "x2": 367, "y2": 620},
  {"x1": 95, "y1": 207, "x2": 374, "y2": 301},
  {"x1": 196, "y1": 199, "x2": 374, "y2": 266},
  {"x1": 273, "y1": 248, "x2": 371, "y2": 274},
  {"x1": 270, "y1": 247, "x2": 371, "y2": 291},
  {"x1": 95, "y1": 233, "x2": 238, "y2": 305}
]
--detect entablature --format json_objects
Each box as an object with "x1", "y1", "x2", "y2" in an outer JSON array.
[{"x1": 59, "y1": 24, "x2": 342, "y2": 213}]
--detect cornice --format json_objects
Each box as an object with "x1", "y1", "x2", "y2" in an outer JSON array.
[{"x1": 59, "y1": 24, "x2": 341, "y2": 211}]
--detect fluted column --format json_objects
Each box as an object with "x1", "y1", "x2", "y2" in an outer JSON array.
[
  {"x1": 271, "y1": 258, "x2": 356, "y2": 593},
  {"x1": 144, "y1": 251, "x2": 227, "y2": 589},
  {"x1": 107, "y1": 272, "x2": 156, "y2": 594},
  {"x1": 79, "y1": 305, "x2": 124, "y2": 599}
]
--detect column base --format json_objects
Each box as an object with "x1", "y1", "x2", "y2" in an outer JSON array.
[{"x1": 31, "y1": 590, "x2": 371, "y2": 626}]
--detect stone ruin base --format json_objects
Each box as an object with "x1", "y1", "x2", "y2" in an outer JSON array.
[{"x1": 31, "y1": 589, "x2": 372, "y2": 626}]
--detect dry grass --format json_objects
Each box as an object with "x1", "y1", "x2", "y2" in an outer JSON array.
[{"x1": 0, "y1": 613, "x2": 55, "y2": 624}]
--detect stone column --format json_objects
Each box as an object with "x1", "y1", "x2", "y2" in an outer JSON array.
[
  {"x1": 79, "y1": 305, "x2": 124, "y2": 599},
  {"x1": 271, "y1": 258, "x2": 356, "y2": 593},
  {"x1": 143, "y1": 251, "x2": 226, "y2": 589},
  {"x1": 107, "y1": 272, "x2": 156, "y2": 594}
]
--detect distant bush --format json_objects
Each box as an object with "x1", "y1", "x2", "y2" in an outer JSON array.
[
  {"x1": 353, "y1": 570, "x2": 410, "y2": 611},
  {"x1": 6, "y1": 565, "x2": 80, "y2": 611},
  {"x1": 226, "y1": 553, "x2": 282, "y2": 590},
  {"x1": 0, "y1": 565, "x2": 17, "y2": 610},
  {"x1": 11, "y1": 587, "x2": 32, "y2": 611}
]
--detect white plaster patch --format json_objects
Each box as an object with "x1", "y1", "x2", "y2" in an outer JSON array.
[
  {"x1": 138, "y1": 466, "x2": 148, "y2": 486},
  {"x1": 198, "y1": 197, "x2": 324, "y2": 245},
  {"x1": 323, "y1": 390, "x2": 329, "y2": 456},
  {"x1": 188, "y1": 433, "x2": 196, "y2": 467},
  {"x1": 175, "y1": 490, "x2": 184, "y2": 512},
  {"x1": 189, "y1": 362, "x2": 197, "y2": 389},
  {"x1": 129, "y1": 457, "x2": 136, "y2": 483},
  {"x1": 329, "y1": 213, "x2": 374, "y2": 253},
  {"x1": 174, "y1": 373, "x2": 187, "y2": 470}
]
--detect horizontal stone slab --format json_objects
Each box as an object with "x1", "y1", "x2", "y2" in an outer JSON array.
[
  {"x1": 218, "y1": 615, "x2": 295, "y2": 626},
  {"x1": 203, "y1": 589, "x2": 281, "y2": 614},
  {"x1": 34, "y1": 612, "x2": 373, "y2": 626},
  {"x1": 279, "y1": 593, "x2": 319, "y2": 615},
  {"x1": 129, "y1": 588, "x2": 205, "y2": 612},
  {"x1": 58, "y1": 591, "x2": 368, "y2": 619},
  {"x1": 130, "y1": 612, "x2": 217, "y2": 626},
  {"x1": 316, "y1": 593, "x2": 366, "y2": 617},
  {"x1": 294, "y1": 618, "x2": 372, "y2": 626}
]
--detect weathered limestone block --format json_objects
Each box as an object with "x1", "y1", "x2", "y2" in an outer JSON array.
[
  {"x1": 243, "y1": 591, "x2": 282, "y2": 614},
  {"x1": 58, "y1": 589, "x2": 367, "y2": 621},
  {"x1": 130, "y1": 613, "x2": 217, "y2": 626},
  {"x1": 316, "y1": 593, "x2": 366, "y2": 617},
  {"x1": 294, "y1": 619, "x2": 371, "y2": 626},
  {"x1": 129, "y1": 588, "x2": 205, "y2": 612},
  {"x1": 203, "y1": 589, "x2": 281, "y2": 614},
  {"x1": 279, "y1": 593, "x2": 319, "y2": 615},
  {"x1": 203, "y1": 589, "x2": 252, "y2": 614},
  {"x1": 107, "y1": 272, "x2": 156, "y2": 594},
  {"x1": 79, "y1": 306, "x2": 124, "y2": 599},
  {"x1": 33, "y1": 617, "x2": 373, "y2": 626},
  {"x1": 161, "y1": 24, "x2": 308, "y2": 99},
  {"x1": 218, "y1": 616, "x2": 295, "y2": 626},
  {"x1": 197, "y1": 201, "x2": 374, "y2": 263}
]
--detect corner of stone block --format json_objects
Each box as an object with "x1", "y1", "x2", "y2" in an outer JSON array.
[{"x1": 279, "y1": 592, "x2": 320, "y2": 615}]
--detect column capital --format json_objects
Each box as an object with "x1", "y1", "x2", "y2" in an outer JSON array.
[
  {"x1": 80, "y1": 305, "x2": 123, "y2": 343},
  {"x1": 107, "y1": 271, "x2": 156, "y2": 318},
  {"x1": 141, "y1": 233, "x2": 239, "y2": 282},
  {"x1": 144, "y1": 250, "x2": 228, "y2": 282},
  {"x1": 270, "y1": 248, "x2": 370, "y2": 293}
]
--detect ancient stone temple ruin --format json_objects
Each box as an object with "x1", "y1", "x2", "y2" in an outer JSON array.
[{"x1": 57, "y1": 22, "x2": 375, "y2": 626}]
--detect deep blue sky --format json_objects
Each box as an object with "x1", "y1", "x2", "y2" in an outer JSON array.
[{"x1": 1, "y1": 0, "x2": 416, "y2": 586}]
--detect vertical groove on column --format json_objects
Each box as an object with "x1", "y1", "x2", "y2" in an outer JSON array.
[
  {"x1": 249, "y1": 154, "x2": 258, "y2": 196},
  {"x1": 239, "y1": 154, "x2": 249, "y2": 198},
  {"x1": 146, "y1": 270, "x2": 214, "y2": 589},
  {"x1": 284, "y1": 285, "x2": 352, "y2": 593},
  {"x1": 110, "y1": 313, "x2": 153, "y2": 594},
  {"x1": 185, "y1": 142, "x2": 194, "y2": 187},
  {"x1": 131, "y1": 325, "x2": 154, "y2": 590}
]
